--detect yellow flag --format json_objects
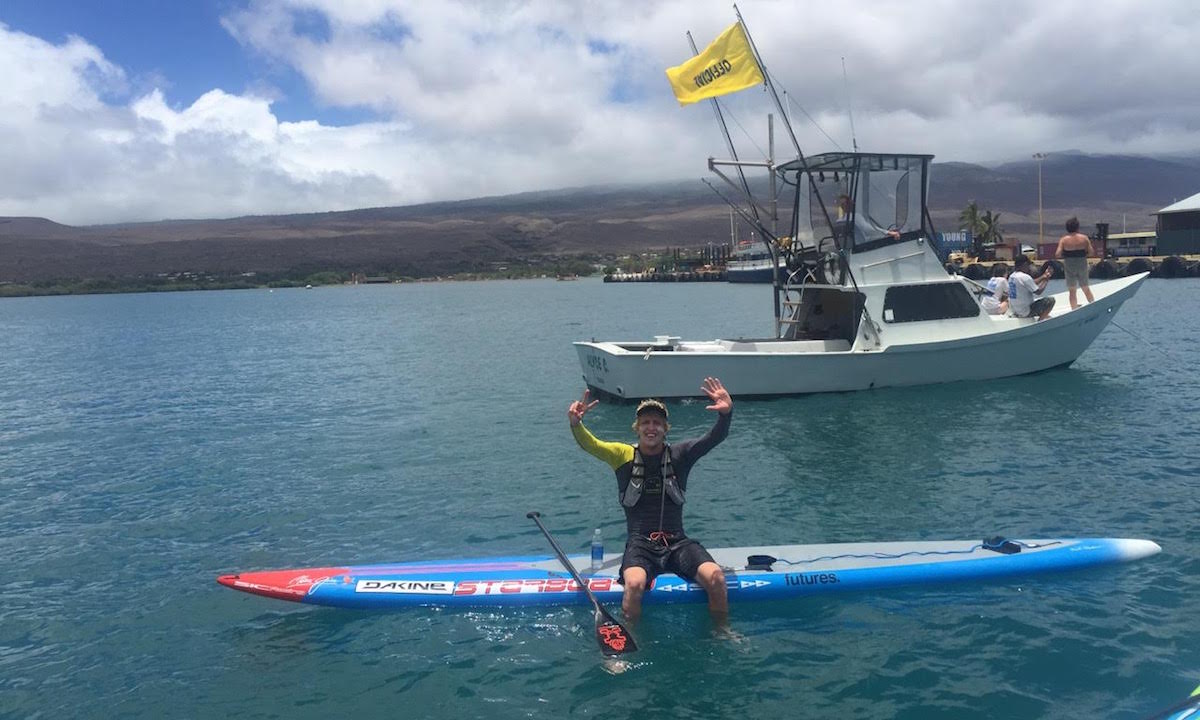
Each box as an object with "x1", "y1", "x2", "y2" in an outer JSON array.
[{"x1": 665, "y1": 22, "x2": 765, "y2": 106}]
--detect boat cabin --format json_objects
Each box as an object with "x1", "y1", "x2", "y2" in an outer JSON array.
[
  {"x1": 778, "y1": 152, "x2": 932, "y2": 264},
  {"x1": 767, "y1": 152, "x2": 969, "y2": 342}
]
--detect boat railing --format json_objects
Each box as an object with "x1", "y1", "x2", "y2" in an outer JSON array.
[
  {"x1": 775, "y1": 261, "x2": 884, "y2": 347},
  {"x1": 783, "y1": 264, "x2": 819, "y2": 288},
  {"x1": 775, "y1": 267, "x2": 846, "y2": 338},
  {"x1": 854, "y1": 247, "x2": 938, "y2": 284},
  {"x1": 856, "y1": 249, "x2": 927, "y2": 270}
]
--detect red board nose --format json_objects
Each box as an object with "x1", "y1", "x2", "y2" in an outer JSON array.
[{"x1": 216, "y1": 568, "x2": 350, "y2": 602}]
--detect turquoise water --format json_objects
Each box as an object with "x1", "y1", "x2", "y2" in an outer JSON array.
[{"x1": 1, "y1": 278, "x2": 1197, "y2": 719}]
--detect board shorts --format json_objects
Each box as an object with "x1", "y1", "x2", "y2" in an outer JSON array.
[
  {"x1": 618, "y1": 534, "x2": 715, "y2": 586},
  {"x1": 1022, "y1": 297, "x2": 1055, "y2": 317},
  {"x1": 1063, "y1": 256, "x2": 1089, "y2": 289}
]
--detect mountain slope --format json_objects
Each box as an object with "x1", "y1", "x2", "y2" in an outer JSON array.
[{"x1": 1, "y1": 153, "x2": 1194, "y2": 283}]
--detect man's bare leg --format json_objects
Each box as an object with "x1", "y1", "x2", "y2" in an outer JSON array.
[
  {"x1": 621, "y1": 566, "x2": 647, "y2": 624},
  {"x1": 695, "y1": 561, "x2": 729, "y2": 623}
]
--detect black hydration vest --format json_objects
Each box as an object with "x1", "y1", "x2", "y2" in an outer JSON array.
[{"x1": 620, "y1": 444, "x2": 686, "y2": 508}]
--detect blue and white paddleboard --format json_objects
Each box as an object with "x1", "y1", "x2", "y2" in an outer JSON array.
[{"x1": 217, "y1": 537, "x2": 1160, "y2": 610}]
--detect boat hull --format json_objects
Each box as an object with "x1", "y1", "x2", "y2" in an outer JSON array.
[
  {"x1": 216, "y1": 537, "x2": 1160, "y2": 609},
  {"x1": 726, "y1": 266, "x2": 777, "y2": 283},
  {"x1": 726, "y1": 257, "x2": 786, "y2": 283},
  {"x1": 575, "y1": 273, "x2": 1146, "y2": 399}
]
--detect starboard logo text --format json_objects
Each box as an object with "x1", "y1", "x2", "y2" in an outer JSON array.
[{"x1": 454, "y1": 578, "x2": 617, "y2": 596}]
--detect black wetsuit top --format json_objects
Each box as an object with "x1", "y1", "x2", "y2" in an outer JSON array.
[{"x1": 571, "y1": 412, "x2": 731, "y2": 539}]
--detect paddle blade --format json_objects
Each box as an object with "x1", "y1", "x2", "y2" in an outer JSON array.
[{"x1": 595, "y1": 608, "x2": 637, "y2": 656}]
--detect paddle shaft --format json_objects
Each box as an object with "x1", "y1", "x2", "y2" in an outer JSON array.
[
  {"x1": 526, "y1": 512, "x2": 608, "y2": 614},
  {"x1": 527, "y1": 512, "x2": 637, "y2": 656}
]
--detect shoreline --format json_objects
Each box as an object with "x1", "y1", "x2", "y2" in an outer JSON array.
[{"x1": 0, "y1": 270, "x2": 601, "y2": 299}]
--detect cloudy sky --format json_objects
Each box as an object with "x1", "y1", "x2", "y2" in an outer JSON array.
[{"x1": 2, "y1": 0, "x2": 1198, "y2": 225}]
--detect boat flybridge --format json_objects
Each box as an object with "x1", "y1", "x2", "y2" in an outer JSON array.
[{"x1": 574, "y1": 151, "x2": 1146, "y2": 400}]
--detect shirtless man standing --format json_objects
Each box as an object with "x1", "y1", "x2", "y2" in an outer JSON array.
[{"x1": 1055, "y1": 217, "x2": 1095, "y2": 310}]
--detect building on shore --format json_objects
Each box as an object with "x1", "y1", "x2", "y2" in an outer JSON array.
[
  {"x1": 1106, "y1": 231, "x2": 1157, "y2": 257},
  {"x1": 1155, "y1": 192, "x2": 1200, "y2": 255}
]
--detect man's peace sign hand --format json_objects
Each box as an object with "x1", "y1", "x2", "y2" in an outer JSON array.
[{"x1": 568, "y1": 389, "x2": 599, "y2": 427}]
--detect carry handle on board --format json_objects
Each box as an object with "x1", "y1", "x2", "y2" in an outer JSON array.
[{"x1": 526, "y1": 511, "x2": 637, "y2": 657}]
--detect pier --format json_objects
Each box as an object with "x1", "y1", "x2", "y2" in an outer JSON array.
[
  {"x1": 603, "y1": 269, "x2": 727, "y2": 282},
  {"x1": 947, "y1": 255, "x2": 1200, "y2": 280},
  {"x1": 605, "y1": 254, "x2": 1200, "y2": 283}
]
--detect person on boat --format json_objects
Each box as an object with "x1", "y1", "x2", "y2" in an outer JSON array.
[
  {"x1": 834, "y1": 194, "x2": 852, "y2": 222},
  {"x1": 981, "y1": 264, "x2": 1009, "y2": 315},
  {"x1": 1055, "y1": 216, "x2": 1095, "y2": 310},
  {"x1": 567, "y1": 377, "x2": 732, "y2": 624},
  {"x1": 1008, "y1": 253, "x2": 1055, "y2": 320}
]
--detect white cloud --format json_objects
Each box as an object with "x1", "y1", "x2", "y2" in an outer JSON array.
[
  {"x1": 1, "y1": 0, "x2": 1199, "y2": 225},
  {"x1": 0, "y1": 26, "x2": 123, "y2": 115}
]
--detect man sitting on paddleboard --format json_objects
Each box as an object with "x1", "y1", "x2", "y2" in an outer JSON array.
[{"x1": 567, "y1": 377, "x2": 732, "y2": 623}]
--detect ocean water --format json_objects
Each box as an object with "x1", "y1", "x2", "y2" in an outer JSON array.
[{"x1": 1, "y1": 278, "x2": 1197, "y2": 719}]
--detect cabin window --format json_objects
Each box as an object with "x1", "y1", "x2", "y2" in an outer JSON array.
[
  {"x1": 809, "y1": 176, "x2": 851, "y2": 246},
  {"x1": 852, "y1": 159, "x2": 925, "y2": 252},
  {"x1": 894, "y1": 172, "x2": 910, "y2": 228},
  {"x1": 882, "y1": 283, "x2": 980, "y2": 323}
]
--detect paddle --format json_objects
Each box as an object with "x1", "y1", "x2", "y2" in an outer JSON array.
[{"x1": 526, "y1": 511, "x2": 637, "y2": 657}]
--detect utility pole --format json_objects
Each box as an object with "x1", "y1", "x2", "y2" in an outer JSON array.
[{"x1": 1033, "y1": 152, "x2": 1046, "y2": 247}]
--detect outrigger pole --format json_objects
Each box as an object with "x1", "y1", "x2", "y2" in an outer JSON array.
[
  {"x1": 732, "y1": 4, "x2": 839, "y2": 248},
  {"x1": 729, "y1": 4, "x2": 851, "y2": 336},
  {"x1": 704, "y1": 179, "x2": 779, "y2": 246},
  {"x1": 687, "y1": 27, "x2": 783, "y2": 290},
  {"x1": 688, "y1": 31, "x2": 760, "y2": 228},
  {"x1": 685, "y1": 16, "x2": 787, "y2": 291}
]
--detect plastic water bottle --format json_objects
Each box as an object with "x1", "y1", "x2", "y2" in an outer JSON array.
[{"x1": 590, "y1": 528, "x2": 604, "y2": 572}]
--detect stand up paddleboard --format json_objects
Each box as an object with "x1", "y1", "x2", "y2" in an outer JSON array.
[
  {"x1": 1148, "y1": 683, "x2": 1200, "y2": 720},
  {"x1": 217, "y1": 537, "x2": 1160, "y2": 610}
]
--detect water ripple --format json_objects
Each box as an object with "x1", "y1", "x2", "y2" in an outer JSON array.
[{"x1": 0, "y1": 280, "x2": 1197, "y2": 718}]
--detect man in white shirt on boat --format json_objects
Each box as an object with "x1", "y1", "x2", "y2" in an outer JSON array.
[
  {"x1": 1007, "y1": 253, "x2": 1055, "y2": 320},
  {"x1": 981, "y1": 264, "x2": 1009, "y2": 315}
]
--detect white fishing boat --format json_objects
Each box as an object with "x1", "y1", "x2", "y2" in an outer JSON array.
[
  {"x1": 574, "y1": 151, "x2": 1147, "y2": 400},
  {"x1": 575, "y1": 15, "x2": 1146, "y2": 401}
]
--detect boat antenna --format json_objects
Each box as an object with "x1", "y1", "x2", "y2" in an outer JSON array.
[
  {"x1": 688, "y1": 31, "x2": 760, "y2": 226},
  {"x1": 842, "y1": 56, "x2": 858, "y2": 152}
]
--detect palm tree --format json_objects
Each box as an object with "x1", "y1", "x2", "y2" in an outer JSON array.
[
  {"x1": 979, "y1": 210, "x2": 1004, "y2": 247},
  {"x1": 959, "y1": 201, "x2": 985, "y2": 256}
]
